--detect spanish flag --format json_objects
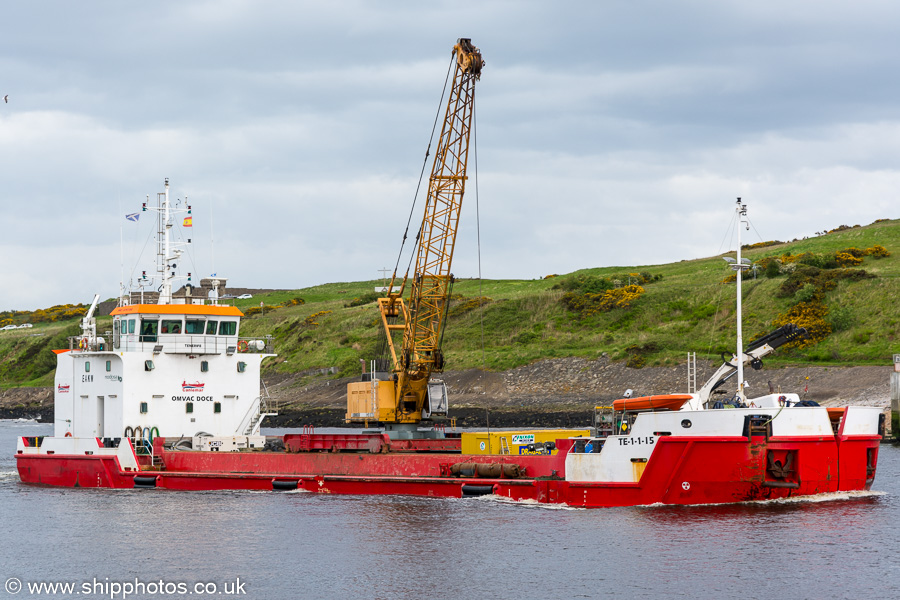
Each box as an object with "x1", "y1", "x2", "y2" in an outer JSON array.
[{"x1": 183, "y1": 217, "x2": 193, "y2": 227}]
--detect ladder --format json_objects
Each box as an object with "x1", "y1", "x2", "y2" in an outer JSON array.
[{"x1": 687, "y1": 352, "x2": 697, "y2": 393}]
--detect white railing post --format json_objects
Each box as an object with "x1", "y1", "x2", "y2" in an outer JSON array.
[{"x1": 891, "y1": 354, "x2": 900, "y2": 440}]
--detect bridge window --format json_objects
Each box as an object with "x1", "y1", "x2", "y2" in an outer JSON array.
[
  {"x1": 160, "y1": 319, "x2": 182, "y2": 334},
  {"x1": 186, "y1": 402, "x2": 193, "y2": 414},
  {"x1": 219, "y1": 321, "x2": 237, "y2": 336},
  {"x1": 140, "y1": 320, "x2": 158, "y2": 342},
  {"x1": 206, "y1": 320, "x2": 218, "y2": 335},
  {"x1": 128, "y1": 319, "x2": 136, "y2": 334},
  {"x1": 185, "y1": 319, "x2": 205, "y2": 334}
]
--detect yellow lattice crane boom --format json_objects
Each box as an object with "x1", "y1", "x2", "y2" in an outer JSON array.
[{"x1": 346, "y1": 38, "x2": 483, "y2": 427}]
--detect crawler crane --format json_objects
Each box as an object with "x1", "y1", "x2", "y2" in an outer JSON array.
[{"x1": 346, "y1": 38, "x2": 483, "y2": 436}]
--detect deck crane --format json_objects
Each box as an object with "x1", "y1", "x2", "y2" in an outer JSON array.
[
  {"x1": 346, "y1": 38, "x2": 483, "y2": 433},
  {"x1": 682, "y1": 323, "x2": 809, "y2": 411}
]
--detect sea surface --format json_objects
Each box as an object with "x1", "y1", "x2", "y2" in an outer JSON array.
[{"x1": 1, "y1": 420, "x2": 898, "y2": 600}]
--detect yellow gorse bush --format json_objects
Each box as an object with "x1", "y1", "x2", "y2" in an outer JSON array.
[
  {"x1": 1, "y1": 304, "x2": 88, "y2": 325},
  {"x1": 601, "y1": 285, "x2": 645, "y2": 310},
  {"x1": 835, "y1": 252, "x2": 863, "y2": 267},
  {"x1": 243, "y1": 297, "x2": 305, "y2": 317},
  {"x1": 562, "y1": 285, "x2": 645, "y2": 317},
  {"x1": 773, "y1": 301, "x2": 831, "y2": 349},
  {"x1": 304, "y1": 310, "x2": 332, "y2": 327},
  {"x1": 449, "y1": 296, "x2": 493, "y2": 318}
]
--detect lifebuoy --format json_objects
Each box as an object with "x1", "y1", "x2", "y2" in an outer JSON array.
[
  {"x1": 64, "y1": 431, "x2": 72, "y2": 437},
  {"x1": 238, "y1": 340, "x2": 249, "y2": 353},
  {"x1": 79, "y1": 338, "x2": 88, "y2": 349}
]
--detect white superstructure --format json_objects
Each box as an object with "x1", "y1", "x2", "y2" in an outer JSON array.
[
  {"x1": 55, "y1": 304, "x2": 274, "y2": 440},
  {"x1": 51, "y1": 179, "x2": 276, "y2": 444}
]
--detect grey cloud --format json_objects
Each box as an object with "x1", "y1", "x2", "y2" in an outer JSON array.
[{"x1": 2, "y1": 0, "x2": 899, "y2": 309}]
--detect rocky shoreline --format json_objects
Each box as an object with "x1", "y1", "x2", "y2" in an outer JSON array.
[
  {"x1": 0, "y1": 403, "x2": 591, "y2": 429},
  {"x1": 264, "y1": 407, "x2": 594, "y2": 429},
  {"x1": 0, "y1": 405, "x2": 52, "y2": 422},
  {"x1": 0, "y1": 387, "x2": 53, "y2": 422}
]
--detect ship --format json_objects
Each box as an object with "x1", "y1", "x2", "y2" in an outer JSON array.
[{"x1": 15, "y1": 40, "x2": 883, "y2": 506}]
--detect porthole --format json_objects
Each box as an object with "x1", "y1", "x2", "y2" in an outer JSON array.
[{"x1": 681, "y1": 419, "x2": 692, "y2": 429}]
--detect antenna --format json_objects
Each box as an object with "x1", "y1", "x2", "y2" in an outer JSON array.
[
  {"x1": 119, "y1": 194, "x2": 125, "y2": 307},
  {"x1": 210, "y1": 196, "x2": 215, "y2": 277}
]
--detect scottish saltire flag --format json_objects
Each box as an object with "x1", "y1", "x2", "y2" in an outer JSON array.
[{"x1": 125, "y1": 213, "x2": 140, "y2": 222}]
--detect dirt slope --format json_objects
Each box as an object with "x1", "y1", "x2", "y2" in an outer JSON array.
[{"x1": 268, "y1": 356, "x2": 892, "y2": 410}]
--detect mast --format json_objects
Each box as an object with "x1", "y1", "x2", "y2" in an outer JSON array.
[
  {"x1": 142, "y1": 178, "x2": 190, "y2": 305},
  {"x1": 119, "y1": 219, "x2": 125, "y2": 307},
  {"x1": 159, "y1": 179, "x2": 173, "y2": 304},
  {"x1": 735, "y1": 198, "x2": 749, "y2": 401}
]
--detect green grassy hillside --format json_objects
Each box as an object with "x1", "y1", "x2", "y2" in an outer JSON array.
[{"x1": 2, "y1": 218, "x2": 898, "y2": 389}]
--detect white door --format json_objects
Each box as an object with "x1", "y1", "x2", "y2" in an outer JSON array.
[{"x1": 97, "y1": 396, "x2": 105, "y2": 438}]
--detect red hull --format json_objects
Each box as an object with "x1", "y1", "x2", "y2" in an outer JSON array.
[{"x1": 16, "y1": 434, "x2": 881, "y2": 507}]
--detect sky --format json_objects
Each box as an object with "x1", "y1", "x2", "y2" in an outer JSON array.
[{"x1": 2, "y1": 0, "x2": 900, "y2": 310}]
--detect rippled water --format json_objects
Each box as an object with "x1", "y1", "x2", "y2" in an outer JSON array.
[{"x1": 2, "y1": 421, "x2": 898, "y2": 599}]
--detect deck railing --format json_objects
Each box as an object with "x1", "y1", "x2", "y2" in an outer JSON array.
[{"x1": 69, "y1": 334, "x2": 275, "y2": 355}]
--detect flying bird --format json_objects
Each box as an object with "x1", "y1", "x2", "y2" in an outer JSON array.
[{"x1": 3, "y1": 95, "x2": 7, "y2": 103}]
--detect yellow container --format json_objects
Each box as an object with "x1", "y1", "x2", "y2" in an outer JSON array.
[
  {"x1": 346, "y1": 380, "x2": 397, "y2": 423},
  {"x1": 461, "y1": 429, "x2": 590, "y2": 456}
]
